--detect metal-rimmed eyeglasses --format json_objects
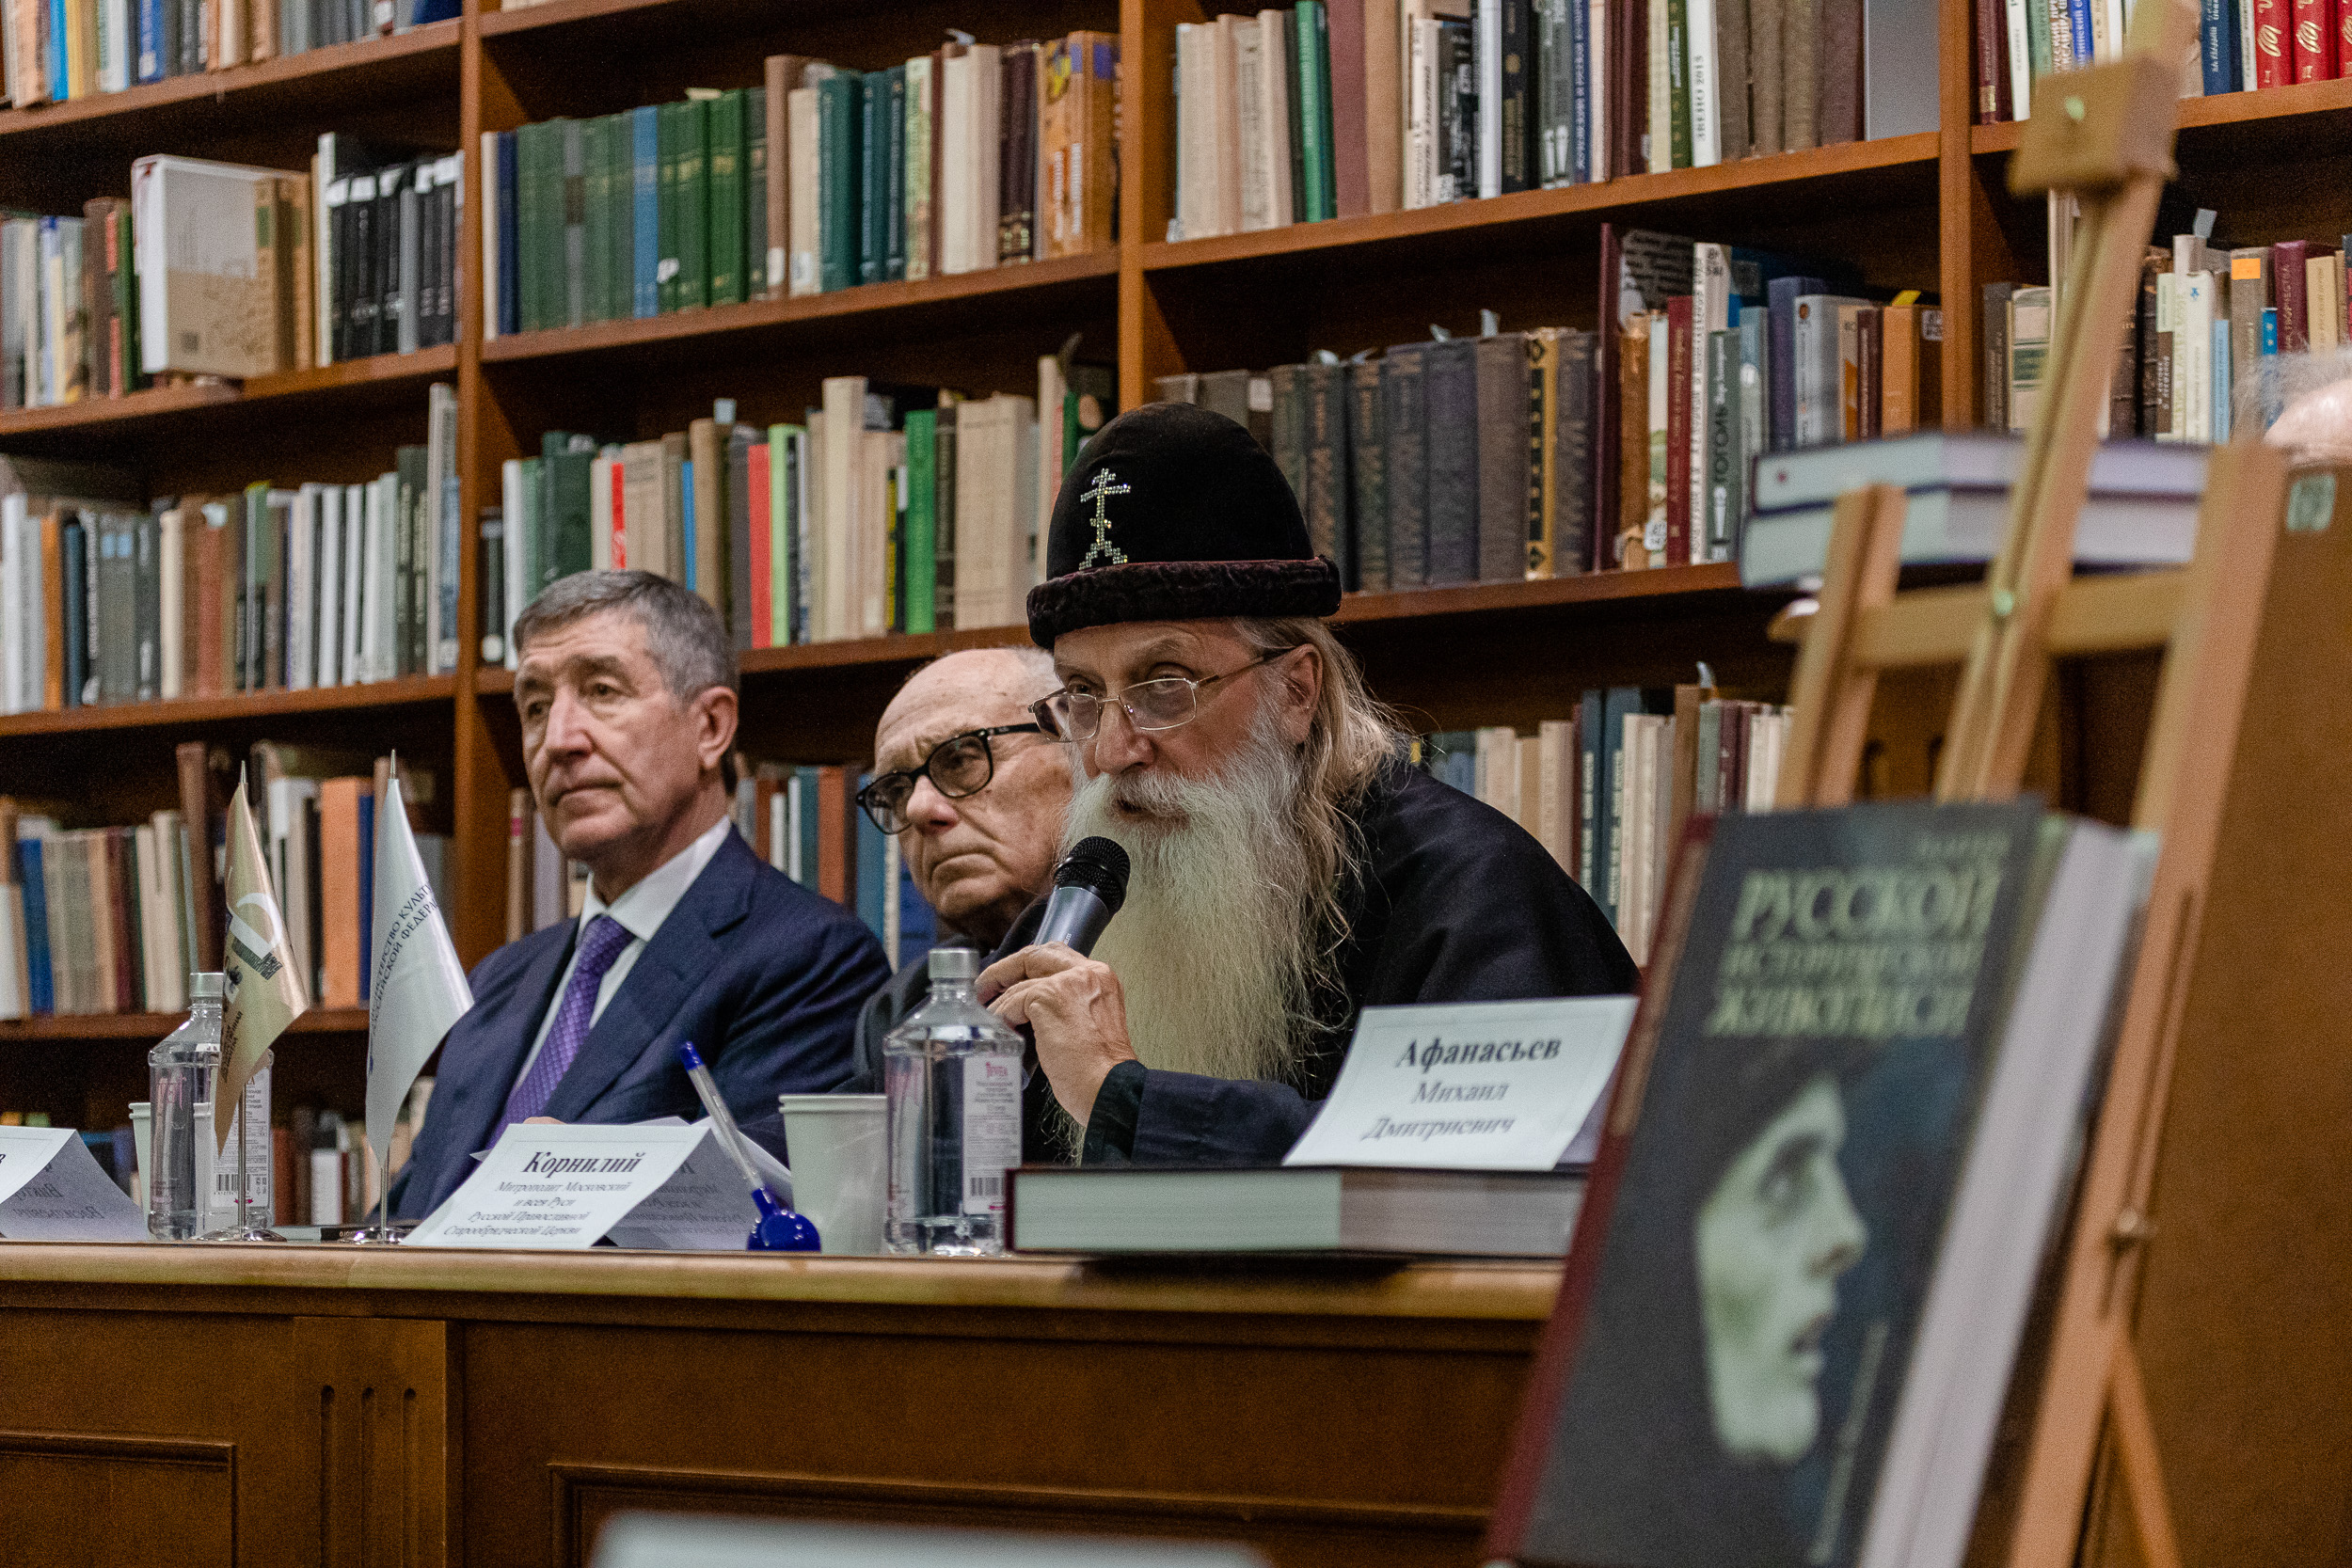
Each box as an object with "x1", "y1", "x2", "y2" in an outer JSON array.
[
  {"x1": 857, "y1": 724, "x2": 1044, "y2": 833},
  {"x1": 1026, "y1": 653, "x2": 1281, "y2": 742}
]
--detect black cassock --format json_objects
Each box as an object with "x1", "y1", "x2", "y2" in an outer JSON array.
[{"x1": 998, "y1": 755, "x2": 1640, "y2": 1166}]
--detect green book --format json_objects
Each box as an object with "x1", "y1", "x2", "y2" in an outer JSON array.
[
  {"x1": 707, "y1": 88, "x2": 746, "y2": 307},
  {"x1": 818, "y1": 73, "x2": 862, "y2": 293},
  {"x1": 902, "y1": 407, "x2": 936, "y2": 634},
  {"x1": 745, "y1": 87, "x2": 768, "y2": 296},
  {"x1": 1667, "y1": 0, "x2": 1692, "y2": 169},
  {"x1": 516, "y1": 456, "x2": 544, "y2": 600},
  {"x1": 542, "y1": 432, "x2": 596, "y2": 583},
  {"x1": 543, "y1": 120, "x2": 577, "y2": 330},
  {"x1": 857, "y1": 70, "x2": 888, "y2": 285},
  {"x1": 882, "y1": 65, "x2": 906, "y2": 281},
  {"x1": 516, "y1": 121, "x2": 545, "y2": 332},
  {"x1": 582, "y1": 115, "x2": 611, "y2": 325},
  {"x1": 1295, "y1": 3, "x2": 1333, "y2": 222},
  {"x1": 606, "y1": 110, "x2": 634, "y2": 324},
  {"x1": 657, "y1": 100, "x2": 685, "y2": 313},
  {"x1": 781, "y1": 420, "x2": 809, "y2": 648},
  {"x1": 675, "y1": 96, "x2": 711, "y2": 310}
]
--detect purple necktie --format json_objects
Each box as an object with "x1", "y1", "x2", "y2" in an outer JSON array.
[{"x1": 501, "y1": 914, "x2": 633, "y2": 1127}]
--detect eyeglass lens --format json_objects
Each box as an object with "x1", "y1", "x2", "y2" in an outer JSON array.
[
  {"x1": 1053, "y1": 678, "x2": 1200, "y2": 739},
  {"x1": 865, "y1": 732, "x2": 1000, "y2": 832}
]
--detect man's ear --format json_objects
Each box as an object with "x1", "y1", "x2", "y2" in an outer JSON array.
[
  {"x1": 1275, "y1": 642, "x2": 1323, "y2": 747},
  {"x1": 692, "y1": 686, "x2": 739, "y2": 773}
]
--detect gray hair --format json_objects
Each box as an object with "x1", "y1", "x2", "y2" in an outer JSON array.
[{"x1": 512, "y1": 570, "x2": 738, "y2": 702}]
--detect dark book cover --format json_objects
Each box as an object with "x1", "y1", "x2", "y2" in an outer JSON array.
[
  {"x1": 704, "y1": 94, "x2": 744, "y2": 306},
  {"x1": 746, "y1": 87, "x2": 770, "y2": 295},
  {"x1": 1327, "y1": 0, "x2": 1373, "y2": 216},
  {"x1": 1596, "y1": 226, "x2": 1624, "y2": 564},
  {"x1": 1438, "y1": 18, "x2": 1476, "y2": 201},
  {"x1": 1716, "y1": 0, "x2": 1753, "y2": 158},
  {"x1": 1424, "y1": 337, "x2": 1481, "y2": 584},
  {"x1": 1856, "y1": 304, "x2": 1883, "y2": 441},
  {"x1": 883, "y1": 70, "x2": 908, "y2": 282},
  {"x1": 2275, "y1": 239, "x2": 2312, "y2": 353},
  {"x1": 606, "y1": 116, "x2": 636, "y2": 324},
  {"x1": 1768, "y1": 275, "x2": 1828, "y2": 452},
  {"x1": 18, "y1": 838, "x2": 52, "y2": 1015},
  {"x1": 1349, "y1": 359, "x2": 1390, "y2": 592},
  {"x1": 540, "y1": 431, "x2": 596, "y2": 586},
  {"x1": 818, "y1": 76, "x2": 863, "y2": 293},
  {"x1": 675, "y1": 98, "x2": 710, "y2": 310},
  {"x1": 1666, "y1": 296, "x2": 1694, "y2": 566},
  {"x1": 1474, "y1": 332, "x2": 1532, "y2": 582},
  {"x1": 858, "y1": 73, "x2": 889, "y2": 287},
  {"x1": 1382, "y1": 345, "x2": 1431, "y2": 587},
  {"x1": 1817, "y1": 0, "x2": 1863, "y2": 146},
  {"x1": 582, "y1": 116, "x2": 612, "y2": 324},
  {"x1": 932, "y1": 405, "x2": 957, "y2": 631},
  {"x1": 95, "y1": 515, "x2": 135, "y2": 705},
  {"x1": 1706, "y1": 327, "x2": 1743, "y2": 562},
  {"x1": 1668, "y1": 0, "x2": 1693, "y2": 168},
  {"x1": 1492, "y1": 800, "x2": 2047, "y2": 1568},
  {"x1": 1975, "y1": 0, "x2": 2010, "y2": 120},
  {"x1": 1304, "y1": 360, "x2": 1354, "y2": 585},
  {"x1": 2136, "y1": 250, "x2": 2165, "y2": 438},
  {"x1": 1981, "y1": 280, "x2": 2012, "y2": 432},
  {"x1": 1268, "y1": 363, "x2": 1311, "y2": 521},
  {"x1": 1501, "y1": 0, "x2": 1534, "y2": 192},
  {"x1": 1593, "y1": 686, "x2": 1660, "y2": 924},
  {"x1": 56, "y1": 518, "x2": 86, "y2": 705},
  {"x1": 345, "y1": 168, "x2": 378, "y2": 356},
  {"x1": 1613, "y1": 0, "x2": 1646, "y2": 175},
  {"x1": 135, "y1": 508, "x2": 161, "y2": 699},
  {"x1": 373, "y1": 162, "x2": 409, "y2": 356},
  {"x1": 1556, "y1": 329, "x2": 1597, "y2": 576},
  {"x1": 496, "y1": 132, "x2": 519, "y2": 337},
  {"x1": 999, "y1": 42, "x2": 1040, "y2": 264},
  {"x1": 1283, "y1": 8, "x2": 1309, "y2": 220}
]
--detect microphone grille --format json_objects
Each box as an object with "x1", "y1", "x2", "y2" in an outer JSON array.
[{"x1": 1053, "y1": 836, "x2": 1131, "y2": 914}]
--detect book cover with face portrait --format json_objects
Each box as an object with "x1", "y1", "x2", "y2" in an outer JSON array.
[{"x1": 1499, "y1": 800, "x2": 2048, "y2": 1568}]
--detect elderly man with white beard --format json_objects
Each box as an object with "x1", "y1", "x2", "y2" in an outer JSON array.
[{"x1": 978, "y1": 402, "x2": 1639, "y2": 1166}]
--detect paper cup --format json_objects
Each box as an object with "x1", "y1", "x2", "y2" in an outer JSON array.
[{"x1": 779, "y1": 1095, "x2": 886, "y2": 1255}]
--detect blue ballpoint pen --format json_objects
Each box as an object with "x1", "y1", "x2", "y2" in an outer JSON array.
[{"x1": 675, "y1": 1040, "x2": 820, "y2": 1252}]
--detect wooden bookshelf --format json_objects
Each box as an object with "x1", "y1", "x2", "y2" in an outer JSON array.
[
  {"x1": 0, "y1": 1007, "x2": 368, "y2": 1042},
  {"x1": 0, "y1": 347, "x2": 458, "y2": 456},
  {"x1": 0, "y1": 676, "x2": 454, "y2": 741}
]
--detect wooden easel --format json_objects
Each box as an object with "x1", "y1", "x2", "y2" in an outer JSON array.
[{"x1": 1766, "y1": 0, "x2": 2352, "y2": 1560}]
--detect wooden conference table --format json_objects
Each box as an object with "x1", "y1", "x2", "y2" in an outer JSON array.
[{"x1": 0, "y1": 1244, "x2": 1559, "y2": 1568}]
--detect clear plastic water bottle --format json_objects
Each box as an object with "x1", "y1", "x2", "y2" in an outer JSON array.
[
  {"x1": 883, "y1": 948, "x2": 1025, "y2": 1256},
  {"x1": 147, "y1": 974, "x2": 274, "y2": 1241}
]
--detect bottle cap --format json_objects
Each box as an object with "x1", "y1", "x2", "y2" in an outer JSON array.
[
  {"x1": 188, "y1": 972, "x2": 226, "y2": 1000},
  {"x1": 928, "y1": 947, "x2": 977, "y2": 982}
]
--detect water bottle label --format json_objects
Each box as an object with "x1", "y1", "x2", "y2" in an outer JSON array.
[{"x1": 961, "y1": 1053, "x2": 1022, "y2": 1215}]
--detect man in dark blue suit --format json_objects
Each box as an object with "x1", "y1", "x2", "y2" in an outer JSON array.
[{"x1": 391, "y1": 571, "x2": 888, "y2": 1221}]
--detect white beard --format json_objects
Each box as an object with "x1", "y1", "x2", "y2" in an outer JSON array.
[{"x1": 1062, "y1": 715, "x2": 1319, "y2": 1086}]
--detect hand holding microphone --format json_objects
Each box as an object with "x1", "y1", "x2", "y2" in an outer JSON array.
[{"x1": 977, "y1": 837, "x2": 1138, "y2": 1123}]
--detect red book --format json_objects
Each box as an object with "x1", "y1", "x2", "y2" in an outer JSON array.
[
  {"x1": 2294, "y1": 0, "x2": 2336, "y2": 77},
  {"x1": 1665, "y1": 294, "x2": 1693, "y2": 568},
  {"x1": 2276, "y1": 240, "x2": 2314, "y2": 352},
  {"x1": 608, "y1": 461, "x2": 626, "y2": 569},
  {"x1": 2256, "y1": 0, "x2": 2292, "y2": 86},
  {"x1": 1326, "y1": 0, "x2": 1372, "y2": 218},
  {"x1": 1975, "y1": 0, "x2": 2010, "y2": 121},
  {"x1": 2339, "y1": 0, "x2": 2352, "y2": 73},
  {"x1": 816, "y1": 765, "x2": 851, "y2": 907},
  {"x1": 747, "y1": 440, "x2": 772, "y2": 649}
]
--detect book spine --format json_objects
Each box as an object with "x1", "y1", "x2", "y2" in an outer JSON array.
[
  {"x1": 707, "y1": 92, "x2": 745, "y2": 306},
  {"x1": 1664, "y1": 297, "x2": 1692, "y2": 564},
  {"x1": 676, "y1": 98, "x2": 708, "y2": 310},
  {"x1": 1424, "y1": 339, "x2": 1480, "y2": 583},
  {"x1": 2253, "y1": 0, "x2": 2289, "y2": 82},
  {"x1": 1383, "y1": 346, "x2": 1430, "y2": 587},
  {"x1": 1298, "y1": 3, "x2": 1334, "y2": 220},
  {"x1": 1349, "y1": 360, "x2": 1390, "y2": 592}
]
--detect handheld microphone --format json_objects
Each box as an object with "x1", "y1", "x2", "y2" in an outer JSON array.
[{"x1": 1034, "y1": 837, "x2": 1132, "y2": 956}]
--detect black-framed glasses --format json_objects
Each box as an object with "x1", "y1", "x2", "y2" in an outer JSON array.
[
  {"x1": 1027, "y1": 653, "x2": 1281, "y2": 742},
  {"x1": 857, "y1": 724, "x2": 1044, "y2": 833}
]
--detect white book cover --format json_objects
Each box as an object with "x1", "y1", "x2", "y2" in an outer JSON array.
[
  {"x1": 1478, "y1": 0, "x2": 1503, "y2": 197},
  {"x1": 0, "y1": 874, "x2": 28, "y2": 1021},
  {"x1": 1590, "y1": 0, "x2": 1609, "y2": 178},
  {"x1": 132, "y1": 155, "x2": 287, "y2": 379},
  {"x1": 316, "y1": 486, "x2": 342, "y2": 687},
  {"x1": 820, "y1": 380, "x2": 866, "y2": 641},
  {"x1": 500, "y1": 459, "x2": 526, "y2": 666},
  {"x1": 787, "y1": 86, "x2": 822, "y2": 291},
  {"x1": 0, "y1": 494, "x2": 21, "y2": 713},
  {"x1": 2182, "y1": 271, "x2": 2213, "y2": 444},
  {"x1": 1211, "y1": 15, "x2": 1245, "y2": 237},
  {"x1": 2005, "y1": 0, "x2": 2032, "y2": 118},
  {"x1": 1688, "y1": 0, "x2": 1720, "y2": 165},
  {"x1": 341, "y1": 484, "x2": 366, "y2": 682},
  {"x1": 1690, "y1": 244, "x2": 1733, "y2": 563},
  {"x1": 287, "y1": 485, "x2": 317, "y2": 690},
  {"x1": 963, "y1": 46, "x2": 1003, "y2": 265},
  {"x1": 158, "y1": 505, "x2": 183, "y2": 699},
  {"x1": 360, "y1": 475, "x2": 390, "y2": 682},
  {"x1": 1407, "y1": 20, "x2": 1438, "y2": 208},
  {"x1": 1257, "y1": 8, "x2": 1297, "y2": 223},
  {"x1": 1647, "y1": 0, "x2": 1671, "y2": 172},
  {"x1": 1235, "y1": 18, "x2": 1271, "y2": 231},
  {"x1": 589, "y1": 455, "x2": 613, "y2": 571},
  {"x1": 480, "y1": 130, "x2": 501, "y2": 341}
]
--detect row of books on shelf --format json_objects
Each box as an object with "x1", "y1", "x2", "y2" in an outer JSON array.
[
  {"x1": 1977, "y1": 0, "x2": 2352, "y2": 120},
  {"x1": 2, "y1": 137, "x2": 459, "y2": 407},
  {"x1": 484, "y1": 33, "x2": 1118, "y2": 335},
  {"x1": 1422, "y1": 685, "x2": 1790, "y2": 965},
  {"x1": 0, "y1": 387, "x2": 461, "y2": 715},
  {"x1": 487, "y1": 358, "x2": 1108, "y2": 657},
  {"x1": 504, "y1": 764, "x2": 938, "y2": 973},
  {"x1": 0, "y1": 747, "x2": 450, "y2": 1020},
  {"x1": 0, "y1": 0, "x2": 452, "y2": 108},
  {"x1": 1169, "y1": 0, "x2": 1931, "y2": 243},
  {"x1": 1986, "y1": 228, "x2": 2352, "y2": 445}
]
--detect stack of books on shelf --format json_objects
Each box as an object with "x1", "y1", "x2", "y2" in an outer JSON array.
[
  {"x1": 0, "y1": 383, "x2": 463, "y2": 714},
  {"x1": 1156, "y1": 229, "x2": 1939, "y2": 580},
  {"x1": 0, "y1": 749, "x2": 450, "y2": 1021},
  {"x1": 0, "y1": 0, "x2": 453, "y2": 108},
  {"x1": 1168, "y1": 0, "x2": 1935, "y2": 237},
  {"x1": 507, "y1": 768, "x2": 936, "y2": 972},
  {"x1": 1422, "y1": 683, "x2": 1790, "y2": 963},
  {"x1": 488, "y1": 356, "x2": 1110, "y2": 657},
  {"x1": 1984, "y1": 230, "x2": 2352, "y2": 443},
  {"x1": 482, "y1": 33, "x2": 1118, "y2": 334},
  {"x1": 3, "y1": 140, "x2": 459, "y2": 408},
  {"x1": 1975, "y1": 0, "x2": 2352, "y2": 121}
]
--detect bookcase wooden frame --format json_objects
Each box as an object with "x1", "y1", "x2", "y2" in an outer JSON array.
[{"x1": 0, "y1": 0, "x2": 2334, "y2": 1132}]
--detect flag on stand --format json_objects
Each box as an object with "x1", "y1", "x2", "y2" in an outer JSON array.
[
  {"x1": 366, "y1": 764, "x2": 472, "y2": 1188},
  {"x1": 219, "y1": 773, "x2": 308, "y2": 1150}
]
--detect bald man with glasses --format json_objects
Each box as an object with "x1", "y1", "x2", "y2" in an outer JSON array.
[{"x1": 849, "y1": 647, "x2": 1073, "y2": 1087}]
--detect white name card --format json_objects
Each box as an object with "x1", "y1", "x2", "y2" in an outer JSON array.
[
  {"x1": 0, "y1": 1126, "x2": 149, "y2": 1240},
  {"x1": 406, "y1": 1123, "x2": 780, "y2": 1251},
  {"x1": 1283, "y1": 996, "x2": 1640, "y2": 1171}
]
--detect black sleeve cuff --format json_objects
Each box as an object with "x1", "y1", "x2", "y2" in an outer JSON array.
[{"x1": 1080, "y1": 1059, "x2": 1148, "y2": 1165}]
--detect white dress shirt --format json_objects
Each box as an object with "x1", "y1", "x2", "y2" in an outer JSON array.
[{"x1": 511, "y1": 816, "x2": 734, "y2": 1087}]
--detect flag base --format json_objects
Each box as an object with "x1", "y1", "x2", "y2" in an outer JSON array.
[{"x1": 198, "y1": 1222, "x2": 288, "y2": 1243}]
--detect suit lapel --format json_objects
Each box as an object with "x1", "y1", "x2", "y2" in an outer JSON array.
[
  {"x1": 541, "y1": 832, "x2": 757, "y2": 1122},
  {"x1": 444, "y1": 920, "x2": 577, "y2": 1161}
]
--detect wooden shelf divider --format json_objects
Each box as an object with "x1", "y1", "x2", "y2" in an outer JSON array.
[
  {"x1": 0, "y1": 676, "x2": 454, "y2": 741},
  {"x1": 0, "y1": 1007, "x2": 369, "y2": 1042}
]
